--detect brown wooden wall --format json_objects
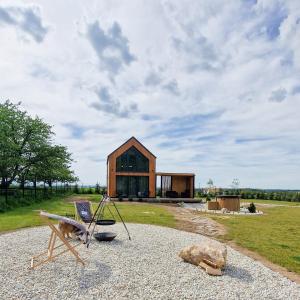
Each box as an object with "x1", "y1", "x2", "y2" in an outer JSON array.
[
  {"x1": 171, "y1": 176, "x2": 194, "y2": 197},
  {"x1": 207, "y1": 201, "x2": 220, "y2": 210},
  {"x1": 107, "y1": 138, "x2": 156, "y2": 197},
  {"x1": 172, "y1": 176, "x2": 187, "y2": 194},
  {"x1": 217, "y1": 196, "x2": 240, "y2": 212}
]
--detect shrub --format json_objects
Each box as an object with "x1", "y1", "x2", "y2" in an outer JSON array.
[
  {"x1": 73, "y1": 184, "x2": 79, "y2": 194},
  {"x1": 95, "y1": 183, "x2": 100, "y2": 194},
  {"x1": 248, "y1": 202, "x2": 256, "y2": 213},
  {"x1": 100, "y1": 187, "x2": 106, "y2": 195}
]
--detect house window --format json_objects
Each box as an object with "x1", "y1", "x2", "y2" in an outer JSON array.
[
  {"x1": 116, "y1": 146, "x2": 149, "y2": 172},
  {"x1": 116, "y1": 176, "x2": 149, "y2": 197}
]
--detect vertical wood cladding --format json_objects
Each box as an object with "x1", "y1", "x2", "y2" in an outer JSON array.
[
  {"x1": 107, "y1": 137, "x2": 156, "y2": 197},
  {"x1": 171, "y1": 176, "x2": 194, "y2": 198}
]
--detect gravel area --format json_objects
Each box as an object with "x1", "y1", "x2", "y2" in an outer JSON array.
[
  {"x1": 0, "y1": 224, "x2": 299, "y2": 300},
  {"x1": 183, "y1": 203, "x2": 263, "y2": 215}
]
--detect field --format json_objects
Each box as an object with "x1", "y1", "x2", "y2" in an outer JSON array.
[
  {"x1": 241, "y1": 199, "x2": 300, "y2": 206},
  {"x1": 1, "y1": 195, "x2": 299, "y2": 276},
  {"x1": 0, "y1": 195, "x2": 175, "y2": 232},
  {"x1": 210, "y1": 200, "x2": 300, "y2": 274}
]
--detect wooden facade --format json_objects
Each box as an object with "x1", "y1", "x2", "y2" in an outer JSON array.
[
  {"x1": 107, "y1": 137, "x2": 195, "y2": 199},
  {"x1": 156, "y1": 172, "x2": 195, "y2": 198},
  {"x1": 216, "y1": 195, "x2": 240, "y2": 212},
  {"x1": 207, "y1": 196, "x2": 241, "y2": 212},
  {"x1": 107, "y1": 137, "x2": 156, "y2": 198}
]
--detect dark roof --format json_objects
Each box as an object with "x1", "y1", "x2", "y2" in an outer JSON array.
[{"x1": 107, "y1": 136, "x2": 157, "y2": 161}]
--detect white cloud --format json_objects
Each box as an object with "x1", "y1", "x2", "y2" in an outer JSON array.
[
  {"x1": 0, "y1": 0, "x2": 300, "y2": 189},
  {"x1": 0, "y1": 4, "x2": 48, "y2": 42},
  {"x1": 269, "y1": 87, "x2": 287, "y2": 102},
  {"x1": 86, "y1": 21, "x2": 136, "y2": 75}
]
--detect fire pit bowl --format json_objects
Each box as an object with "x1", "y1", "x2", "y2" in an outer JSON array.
[
  {"x1": 95, "y1": 219, "x2": 116, "y2": 226},
  {"x1": 94, "y1": 232, "x2": 117, "y2": 242}
]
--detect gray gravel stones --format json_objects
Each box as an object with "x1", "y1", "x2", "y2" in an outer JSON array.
[{"x1": 0, "y1": 224, "x2": 299, "y2": 300}]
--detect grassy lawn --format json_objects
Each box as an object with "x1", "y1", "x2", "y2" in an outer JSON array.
[
  {"x1": 210, "y1": 205, "x2": 300, "y2": 274},
  {"x1": 241, "y1": 199, "x2": 300, "y2": 206},
  {"x1": 0, "y1": 195, "x2": 175, "y2": 232},
  {"x1": 2, "y1": 194, "x2": 299, "y2": 275}
]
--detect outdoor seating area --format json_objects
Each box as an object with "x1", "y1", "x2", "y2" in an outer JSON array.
[
  {"x1": 30, "y1": 211, "x2": 87, "y2": 269},
  {"x1": 1, "y1": 223, "x2": 299, "y2": 299},
  {"x1": 1, "y1": 1, "x2": 300, "y2": 298},
  {"x1": 157, "y1": 172, "x2": 195, "y2": 198}
]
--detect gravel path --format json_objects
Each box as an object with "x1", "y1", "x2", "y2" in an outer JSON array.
[{"x1": 0, "y1": 224, "x2": 299, "y2": 300}]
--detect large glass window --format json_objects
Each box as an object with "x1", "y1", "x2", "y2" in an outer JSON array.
[
  {"x1": 116, "y1": 176, "x2": 149, "y2": 197},
  {"x1": 116, "y1": 146, "x2": 149, "y2": 172}
]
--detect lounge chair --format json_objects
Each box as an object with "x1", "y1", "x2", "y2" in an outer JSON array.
[
  {"x1": 30, "y1": 211, "x2": 89, "y2": 269},
  {"x1": 74, "y1": 200, "x2": 94, "y2": 223}
]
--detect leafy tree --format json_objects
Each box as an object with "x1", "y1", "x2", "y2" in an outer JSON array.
[
  {"x1": 27, "y1": 144, "x2": 76, "y2": 186},
  {"x1": 0, "y1": 101, "x2": 77, "y2": 188}
]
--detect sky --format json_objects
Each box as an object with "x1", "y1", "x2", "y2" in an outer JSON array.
[{"x1": 0, "y1": 0, "x2": 300, "y2": 189}]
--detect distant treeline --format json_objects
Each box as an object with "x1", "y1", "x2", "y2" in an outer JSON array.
[
  {"x1": 73, "y1": 183, "x2": 107, "y2": 195},
  {"x1": 0, "y1": 183, "x2": 107, "y2": 212},
  {"x1": 195, "y1": 188, "x2": 300, "y2": 202},
  {"x1": 0, "y1": 185, "x2": 73, "y2": 212}
]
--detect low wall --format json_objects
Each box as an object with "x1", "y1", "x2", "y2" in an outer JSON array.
[
  {"x1": 216, "y1": 196, "x2": 240, "y2": 212},
  {"x1": 207, "y1": 201, "x2": 220, "y2": 210}
]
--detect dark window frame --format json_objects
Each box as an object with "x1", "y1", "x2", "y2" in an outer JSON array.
[{"x1": 116, "y1": 146, "x2": 149, "y2": 172}]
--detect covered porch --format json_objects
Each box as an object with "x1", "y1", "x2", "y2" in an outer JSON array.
[{"x1": 156, "y1": 172, "x2": 195, "y2": 198}]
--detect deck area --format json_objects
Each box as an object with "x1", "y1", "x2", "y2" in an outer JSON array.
[{"x1": 111, "y1": 197, "x2": 200, "y2": 203}]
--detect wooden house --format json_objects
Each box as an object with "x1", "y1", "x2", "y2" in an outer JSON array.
[{"x1": 107, "y1": 137, "x2": 195, "y2": 199}]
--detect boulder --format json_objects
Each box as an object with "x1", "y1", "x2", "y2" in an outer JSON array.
[{"x1": 179, "y1": 241, "x2": 227, "y2": 270}]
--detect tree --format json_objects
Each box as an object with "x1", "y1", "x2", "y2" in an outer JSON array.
[
  {"x1": 95, "y1": 183, "x2": 101, "y2": 194},
  {"x1": 73, "y1": 183, "x2": 79, "y2": 194},
  {"x1": 0, "y1": 101, "x2": 77, "y2": 188},
  {"x1": 87, "y1": 186, "x2": 93, "y2": 194},
  {"x1": 31, "y1": 145, "x2": 76, "y2": 186}
]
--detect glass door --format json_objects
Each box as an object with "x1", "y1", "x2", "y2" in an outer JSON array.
[{"x1": 116, "y1": 176, "x2": 149, "y2": 197}]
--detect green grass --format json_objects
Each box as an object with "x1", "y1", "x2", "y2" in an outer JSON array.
[
  {"x1": 3, "y1": 194, "x2": 299, "y2": 275},
  {"x1": 0, "y1": 195, "x2": 175, "y2": 232},
  {"x1": 210, "y1": 206, "x2": 300, "y2": 274},
  {"x1": 241, "y1": 199, "x2": 300, "y2": 206},
  {"x1": 0, "y1": 197, "x2": 75, "y2": 232}
]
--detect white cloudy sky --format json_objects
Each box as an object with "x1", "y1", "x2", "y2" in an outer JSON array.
[{"x1": 0, "y1": 0, "x2": 300, "y2": 189}]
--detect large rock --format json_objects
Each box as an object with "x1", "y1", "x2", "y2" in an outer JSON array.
[{"x1": 179, "y1": 241, "x2": 227, "y2": 269}]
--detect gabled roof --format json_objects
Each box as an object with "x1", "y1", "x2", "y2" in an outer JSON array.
[{"x1": 107, "y1": 136, "x2": 157, "y2": 160}]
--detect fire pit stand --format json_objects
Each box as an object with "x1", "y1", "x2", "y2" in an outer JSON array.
[{"x1": 87, "y1": 195, "x2": 131, "y2": 246}]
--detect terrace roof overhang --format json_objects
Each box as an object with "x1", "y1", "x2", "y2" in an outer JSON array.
[{"x1": 155, "y1": 172, "x2": 195, "y2": 177}]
